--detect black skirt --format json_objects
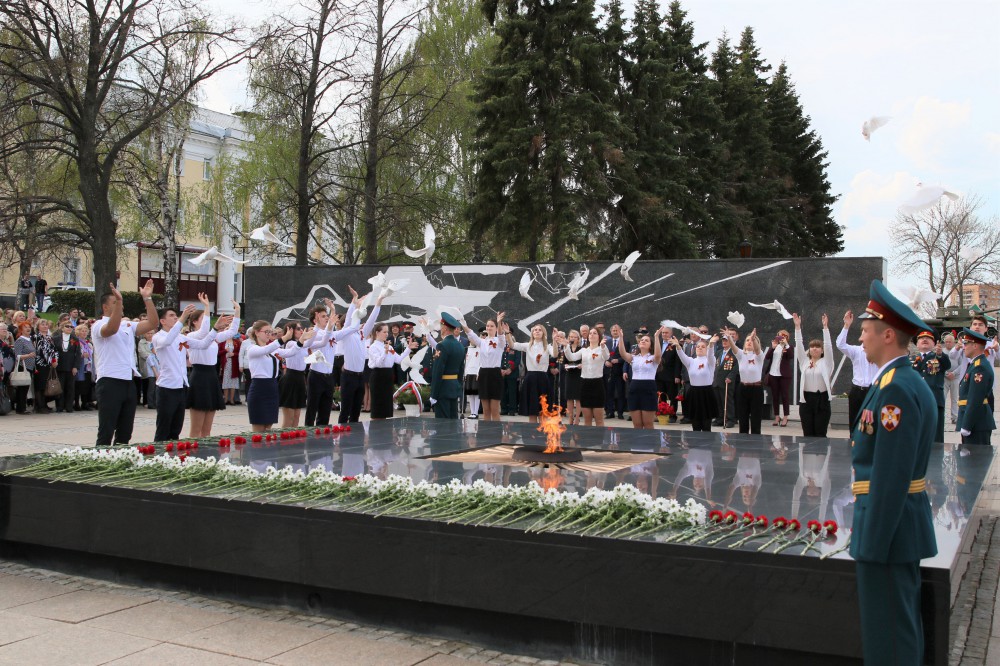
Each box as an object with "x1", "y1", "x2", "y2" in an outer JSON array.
[
  {"x1": 564, "y1": 367, "x2": 582, "y2": 400},
  {"x1": 519, "y1": 370, "x2": 550, "y2": 416},
  {"x1": 627, "y1": 378, "x2": 658, "y2": 412},
  {"x1": 369, "y1": 367, "x2": 396, "y2": 419},
  {"x1": 684, "y1": 384, "x2": 719, "y2": 421},
  {"x1": 580, "y1": 377, "x2": 605, "y2": 409},
  {"x1": 279, "y1": 369, "x2": 307, "y2": 408},
  {"x1": 187, "y1": 364, "x2": 226, "y2": 411},
  {"x1": 464, "y1": 374, "x2": 479, "y2": 395},
  {"x1": 248, "y1": 377, "x2": 279, "y2": 425},
  {"x1": 478, "y1": 367, "x2": 503, "y2": 400}
]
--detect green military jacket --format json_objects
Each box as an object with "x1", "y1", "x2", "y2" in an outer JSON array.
[
  {"x1": 911, "y1": 350, "x2": 951, "y2": 406},
  {"x1": 956, "y1": 354, "x2": 996, "y2": 434},
  {"x1": 431, "y1": 335, "x2": 465, "y2": 400},
  {"x1": 849, "y1": 355, "x2": 937, "y2": 564}
]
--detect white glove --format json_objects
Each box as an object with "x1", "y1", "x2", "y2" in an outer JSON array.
[{"x1": 960, "y1": 428, "x2": 971, "y2": 437}]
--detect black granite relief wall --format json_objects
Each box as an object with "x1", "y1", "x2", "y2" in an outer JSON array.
[{"x1": 245, "y1": 257, "x2": 885, "y2": 392}]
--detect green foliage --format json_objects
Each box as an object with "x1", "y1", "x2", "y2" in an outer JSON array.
[{"x1": 48, "y1": 290, "x2": 163, "y2": 319}]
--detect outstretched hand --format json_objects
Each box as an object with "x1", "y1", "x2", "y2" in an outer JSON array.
[{"x1": 139, "y1": 279, "x2": 155, "y2": 299}]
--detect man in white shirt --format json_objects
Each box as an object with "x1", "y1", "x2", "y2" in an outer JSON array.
[
  {"x1": 943, "y1": 333, "x2": 967, "y2": 423},
  {"x1": 91, "y1": 281, "x2": 158, "y2": 446},
  {"x1": 837, "y1": 310, "x2": 879, "y2": 429}
]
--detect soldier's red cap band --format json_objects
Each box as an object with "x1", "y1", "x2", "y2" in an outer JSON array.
[
  {"x1": 916, "y1": 331, "x2": 935, "y2": 339},
  {"x1": 865, "y1": 300, "x2": 922, "y2": 336}
]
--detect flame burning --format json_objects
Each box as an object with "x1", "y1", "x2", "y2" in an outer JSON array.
[
  {"x1": 541, "y1": 466, "x2": 564, "y2": 491},
  {"x1": 537, "y1": 396, "x2": 566, "y2": 454}
]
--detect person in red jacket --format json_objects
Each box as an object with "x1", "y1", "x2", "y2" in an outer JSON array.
[{"x1": 219, "y1": 334, "x2": 242, "y2": 406}]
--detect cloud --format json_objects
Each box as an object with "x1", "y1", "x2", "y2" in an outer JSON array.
[
  {"x1": 986, "y1": 132, "x2": 1000, "y2": 155},
  {"x1": 896, "y1": 97, "x2": 972, "y2": 169},
  {"x1": 838, "y1": 169, "x2": 916, "y2": 220}
]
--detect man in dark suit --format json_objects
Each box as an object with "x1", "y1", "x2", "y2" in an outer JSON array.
[
  {"x1": 656, "y1": 327, "x2": 683, "y2": 422},
  {"x1": 54, "y1": 319, "x2": 81, "y2": 412},
  {"x1": 852, "y1": 279, "x2": 937, "y2": 665},
  {"x1": 711, "y1": 329, "x2": 739, "y2": 428},
  {"x1": 604, "y1": 323, "x2": 626, "y2": 419}
]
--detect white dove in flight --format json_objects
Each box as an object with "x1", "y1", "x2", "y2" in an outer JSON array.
[
  {"x1": 566, "y1": 267, "x2": 589, "y2": 300},
  {"x1": 895, "y1": 285, "x2": 943, "y2": 311},
  {"x1": 188, "y1": 246, "x2": 247, "y2": 266},
  {"x1": 249, "y1": 224, "x2": 292, "y2": 248},
  {"x1": 403, "y1": 223, "x2": 436, "y2": 265},
  {"x1": 899, "y1": 183, "x2": 960, "y2": 215},
  {"x1": 519, "y1": 271, "x2": 534, "y2": 301},
  {"x1": 368, "y1": 271, "x2": 410, "y2": 299},
  {"x1": 861, "y1": 116, "x2": 891, "y2": 141},
  {"x1": 747, "y1": 300, "x2": 793, "y2": 320},
  {"x1": 401, "y1": 344, "x2": 430, "y2": 384},
  {"x1": 620, "y1": 251, "x2": 641, "y2": 282},
  {"x1": 727, "y1": 311, "x2": 746, "y2": 328}
]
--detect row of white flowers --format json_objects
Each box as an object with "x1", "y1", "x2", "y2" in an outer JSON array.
[{"x1": 6, "y1": 447, "x2": 706, "y2": 539}]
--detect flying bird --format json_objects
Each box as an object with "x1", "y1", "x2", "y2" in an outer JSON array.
[
  {"x1": 249, "y1": 224, "x2": 292, "y2": 248},
  {"x1": 899, "y1": 183, "x2": 960, "y2": 214},
  {"x1": 188, "y1": 246, "x2": 247, "y2": 266},
  {"x1": 620, "y1": 251, "x2": 641, "y2": 282},
  {"x1": 861, "y1": 116, "x2": 891, "y2": 141},
  {"x1": 748, "y1": 300, "x2": 793, "y2": 320},
  {"x1": 566, "y1": 267, "x2": 590, "y2": 300},
  {"x1": 727, "y1": 311, "x2": 746, "y2": 328},
  {"x1": 403, "y1": 223, "x2": 436, "y2": 265},
  {"x1": 409, "y1": 315, "x2": 440, "y2": 338},
  {"x1": 439, "y1": 305, "x2": 466, "y2": 327},
  {"x1": 519, "y1": 271, "x2": 534, "y2": 301},
  {"x1": 368, "y1": 271, "x2": 410, "y2": 299},
  {"x1": 895, "y1": 285, "x2": 943, "y2": 311},
  {"x1": 660, "y1": 319, "x2": 710, "y2": 340}
]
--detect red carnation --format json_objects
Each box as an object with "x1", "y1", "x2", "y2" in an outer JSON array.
[
  {"x1": 772, "y1": 516, "x2": 788, "y2": 528},
  {"x1": 741, "y1": 511, "x2": 755, "y2": 524},
  {"x1": 807, "y1": 520, "x2": 822, "y2": 533},
  {"x1": 788, "y1": 519, "x2": 801, "y2": 531},
  {"x1": 675, "y1": 394, "x2": 684, "y2": 402},
  {"x1": 190, "y1": 442, "x2": 198, "y2": 449},
  {"x1": 723, "y1": 510, "x2": 738, "y2": 524},
  {"x1": 235, "y1": 436, "x2": 246, "y2": 444},
  {"x1": 178, "y1": 454, "x2": 187, "y2": 462},
  {"x1": 823, "y1": 520, "x2": 838, "y2": 535},
  {"x1": 708, "y1": 510, "x2": 724, "y2": 523},
  {"x1": 324, "y1": 426, "x2": 332, "y2": 434},
  {"x1": 315, "y1": 429, "x2": 321, "y2": 435},
  {"x1": 755, "y1": 515, "x2": 768, "y2": 528},
  {"x1": 345, "y1": 425, "x2": 352, "y2": 432},
  {"x1": 342, "y1": 476, "x2": 356, "y2": 482},
  {"x1": 252, "y1": 434, "x2": 263, "y2": 443},
  {"x1": 166, "y1": 443, "x2": 174, "y2": 452}
]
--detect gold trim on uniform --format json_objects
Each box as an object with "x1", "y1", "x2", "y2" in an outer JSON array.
[{"x1": 852, "y1": 478, "x2": 926, "y2": 496}]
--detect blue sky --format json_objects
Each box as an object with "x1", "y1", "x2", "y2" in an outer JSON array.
[{"x1": 203, "y1": 0, "x2": 1000, "y2": 290}]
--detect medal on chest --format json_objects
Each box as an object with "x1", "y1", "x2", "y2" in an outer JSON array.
[{"x1": 860, "y1": 408, "x2": 875, "y2": 435}]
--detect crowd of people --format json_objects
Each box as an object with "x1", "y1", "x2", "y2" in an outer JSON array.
[{"x1": 0, "y1": 281, "x2": 995, "y2": 449}]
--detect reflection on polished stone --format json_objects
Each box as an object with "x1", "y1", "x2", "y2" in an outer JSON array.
[{"x1": 195, "y1": 417, "x2": 993, "y2": 564}]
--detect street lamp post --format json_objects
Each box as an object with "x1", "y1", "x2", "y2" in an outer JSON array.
[{"x1": 231, "y1": 234, "x2": 247, "y2": 308}]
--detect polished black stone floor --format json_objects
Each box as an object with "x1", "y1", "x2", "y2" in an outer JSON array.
[{"x1": 185, "y1": 417, "x2": 993, "y2": 565}]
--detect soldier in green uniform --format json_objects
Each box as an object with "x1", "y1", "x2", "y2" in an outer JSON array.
[
  {"x1": 431, "y1": 312, "x2": 464, "y2": 419},
  {"x1": 956, "y1": 328, "x2": 995, "y2": 446},
  {"x1": 852, "y1": 279, "x2": 937, "y2": 666},
  {"x1": 911, "y1": 330, "x2": 951, "y2": 442}
]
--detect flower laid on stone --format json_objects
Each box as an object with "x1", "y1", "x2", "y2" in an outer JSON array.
[{"x1": 3, "y1": 447, "x2": 706, "y2": 541}]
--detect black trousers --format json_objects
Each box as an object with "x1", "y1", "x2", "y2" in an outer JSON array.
[
  {"x1": 134, "y1": 375, "x2": 146, "y2": 405},
  {"x1": 75, "y1": 374, "x2": 93, "y2": 408},
  {"x1": 33, "y1": 370, "x2": 51, "y2": 410},
  {"x1": 848, "y1": 384, "x2": 870, "y2": 432},
  {"x1": 305, "y1": 371, "x2": 335, "y2": 426},
  {"x1": 800, "y1": 391, "x2": 831, "y2": 437},
  {"x1": 713, "y1": 382, "x2": 737, "y2": 423},
  {"x1": 691, "y1": 418, "x2": 712, "y2": 432},
  {"x1": 605, "y1": 374, "x2": 625, "y2": 416},
  {"x1": 155, "y1": 386, "x2": 187, "y2": 442},
  {"x1": 57, "y1": 370, "x2": 76, "y2": 411},
  {"x1": 14, "y1": 384, "x2": 29, "y2": 413},
  {"x1": 339, "y1": 369, "x2": 365, "y2": 424},
  {"x1": 95, "y1": 377, "x2": 137, "y2": 446},
  {"x1": 737, "y1": 384, "x2": 764, "y2": 434}
]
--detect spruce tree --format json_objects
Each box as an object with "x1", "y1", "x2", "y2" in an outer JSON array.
[
  {"x1": 471, "y1": 0, "x2": 624, "y2": 261},
  {"x1": 766, "y1": 62, "x2": 843, "y2": 255}
]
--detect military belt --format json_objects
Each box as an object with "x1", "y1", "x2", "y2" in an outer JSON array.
[
  {"x1": 441, "y1": 374, "x2": 458, "y2": 380},
  {"x1": 957, "y1": 399, "x2": 989, "y2": 406},
  {"x1": 852, "y1": 478, "x2": 926, "y2": 496}
]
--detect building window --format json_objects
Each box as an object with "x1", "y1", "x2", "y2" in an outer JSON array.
[
  {"x1": 203, "y1": 158, "x2": 212, "y2": 180},
  {"x1": 63, "y1": 257, "x2": 80, "y2": 285},
  {"x1": 200, "y1": 204, "x2": 213, "y2": 237}
]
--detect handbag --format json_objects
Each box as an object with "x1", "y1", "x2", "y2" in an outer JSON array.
[
  {"x1": 9, "y1": 359, "x2": 31, "y2": 387},
  {"x1": 45, "y1": 366, "x2": 63, "y2": 398}
]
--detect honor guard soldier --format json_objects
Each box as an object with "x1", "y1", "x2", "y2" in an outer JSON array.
[
  {"x1": 852, "y1": 279, "x2": 937, "y2": 666},
  {"x1": 956, "y1": 328, "x2": 995, "y2": 446},
  {"x1": 431, "y1": 312, "x2": 464, "y2": 418},
  {"x1": 911, "y1": 330, "x2": 951, "y2": 442}
]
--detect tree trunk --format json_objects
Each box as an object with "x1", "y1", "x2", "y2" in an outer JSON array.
[
  {"x1": 162, "y1": 234, "x2": 178, "y2": 311},
  {"x1": 362, "y1": 0, "x2": 386, "y2": 264},
  {"x1": 78, "y1": 150, "x2": 117, "y2": 313}
]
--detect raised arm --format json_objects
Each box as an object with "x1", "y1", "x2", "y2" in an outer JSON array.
[
  {"x1": 134, "y1": 280, "x2": 159, "y2": 336},
  {"x1": 792, "y1": 313, "x2": 808, "y2": 366},
  {"x1": 248, "y1": 339, "x2": 281, "y2": 359}
]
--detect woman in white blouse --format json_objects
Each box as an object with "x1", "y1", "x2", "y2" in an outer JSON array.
[
  {"x1": 725, "y1": 328, "x2": 767, "y2": 434},
  {"x1": 618, "y1": 328, "x2": 664, "y2": 429},
  {"x1": 367, "y1": 323, "x2": 413, "y2": 419},
  {"x1": 792, "y1": 313, "x2": 835, "y2": 437},
  {"x1": 278, "y1": 322, "x2": 313, "y2": 428},
  {"x1": 462, "y1": 312, "x2": 507, "y2": 421},
  {"x1": 562, "y1": 328, "x2": 609, "y2": 426},
  {"x1": 670, "y1": 334, "x2": 718, "y2": 432},
  {"x1": 246, "y1": 320, "x2": 298, "y2": 432},
  {"x1": 505, "y1": 323, "x2": 556, "y2": 423}
]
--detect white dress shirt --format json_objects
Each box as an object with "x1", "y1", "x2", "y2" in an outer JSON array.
[
  {"x1": 91, "y1": 317, "x2": 140, "y2": 381},
  {"x1": 511, "y1": 340, "x2": 554, "y2": 372},
  {"x1": 836, "y1": 327, "x2": 877, "y2": 387},
  {"x1": 795, "y1": 329, "x2": 835, "y2": 401},
  {"x1": 725, "y1": 333, "x2": 766, "y2": 382},
  {"x1": 247, "y1": 340, "x2": 297, "y2": 379},
  {"x1": 368, "y1": 340, "x2": 412, "y2": 368},
  {"x1": 629, "y1": 353, "x2": 658, "y2": 380},
  {"x1": 283, "y1": 341, "x2": 309, "y2": 371},
  {"x1": 466, "y1": 331, "x2": 506, "y2": 368},
  {"x1": 464, "y1": 346, "x2": 480, "y2": 377},
  {"x1": 563, "y1": 345, "x2": 609, "y2": 379},
  {"x1": 187, "y1": 316, "x2": 240, "y2": 365},
  {"x1": 339, "y1": 304, "x2": 380, "y2": 372},
  {"x1": 769, "y1": 344, "x2": 786, "y2": 378},
  {"x1": 676, "y1": 345, "x2": 715, "y2": 386},
  {"x1": 153, "y1": 320, "x2": 218, "y2": 389}
]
